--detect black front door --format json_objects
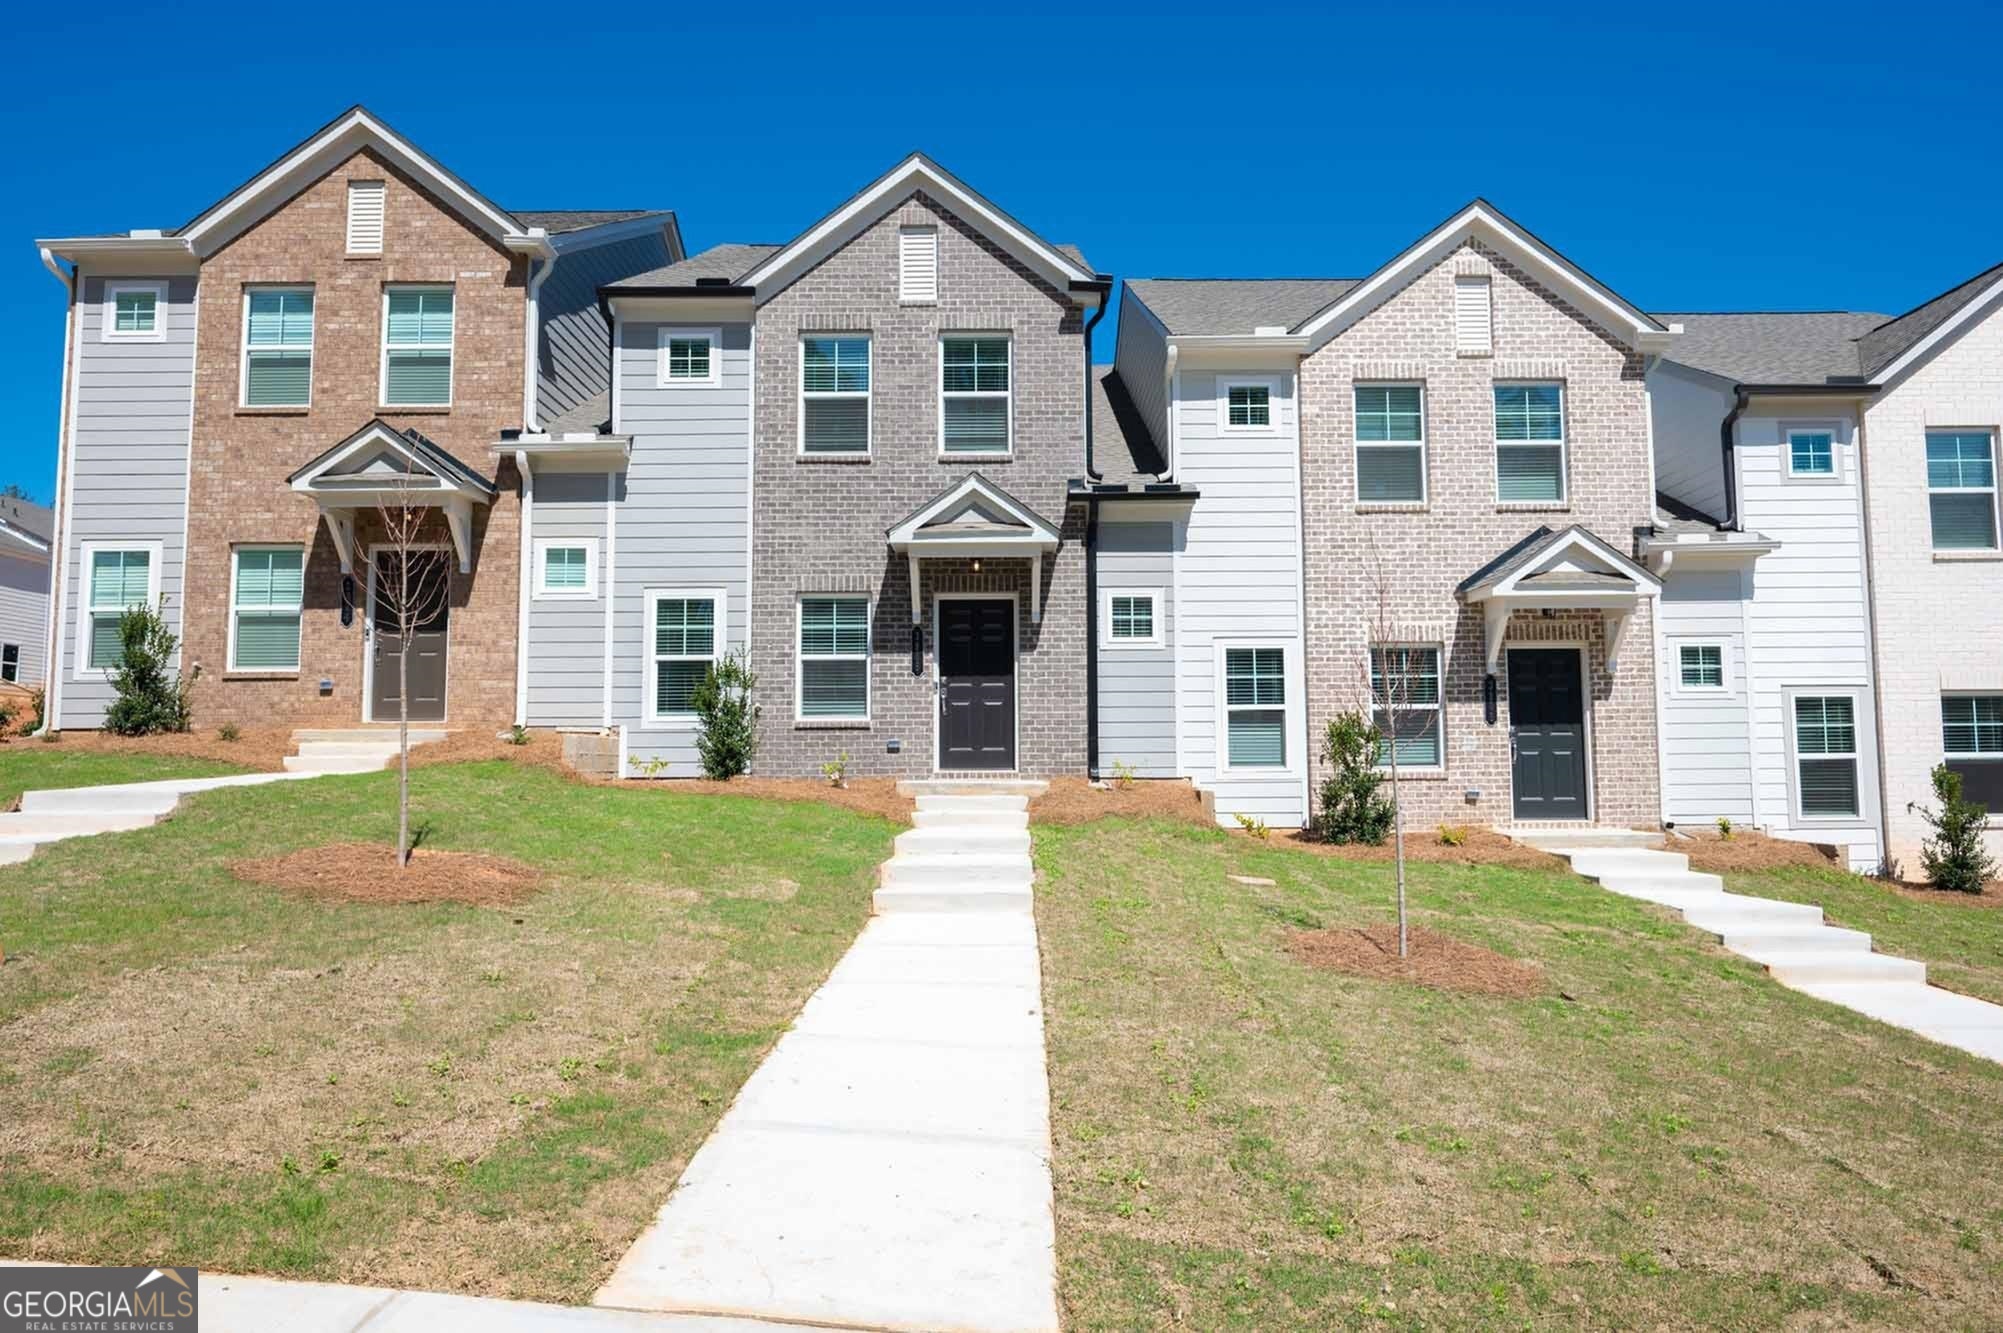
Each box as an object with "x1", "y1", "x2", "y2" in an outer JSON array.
[
  {"x1": 938, "y1": 599, "x2": 1016, "y2": 770},
  {"x1": 371, "y1": 550, "x2": 449, "y2": 723},
  {"x1": 1508, "y1": 648, "x2": 1587, "y2": 821}
]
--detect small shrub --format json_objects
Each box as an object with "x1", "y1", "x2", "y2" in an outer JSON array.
[
  {"x1": 1716, "y1": 816, "x2": 1734, "y2": 840},
  {"x1": 26, "y1": 686, "x2": 45, "y2": 733},
  {"x1": 821, "y1": 749, "x2": 850, "y2": 788},
  {"x1": 628, "y1": 754, "x2": 669, "y2": 779},
  {"x1": 1110, "y1": 759, "x2": 1137, "y2": 791},
  {"x1": 1437, "y1": 824, "x2": 1468, "y2": 847},
  {"x1": 1317, "y1": 710, "x2": 1394, "y2": 845},
  {"x1": 691, "y1": 652, "x2": 759, "y2": 780},
  {"x1": 505, "y1": 724, "x2": 530, "y2": 747},
  {"x1": 1233, "y1": 812, "x2": 1270, "y2": 840},
  {"x1": 217, "y1": 722, "x2": 241, "y2": 743},
  {"x1": 0, "y1": 698, "x2": 15, "y2": 736},
  {"x1": 102, "y1": 600, "x2": 196, "y2": 736},
  {"x1": 1912, "y1": 763, "x2": 1998, "y2": 894}
]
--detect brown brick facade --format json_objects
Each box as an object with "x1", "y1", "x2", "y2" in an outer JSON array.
[
  {"x1": 183, "y1": 148, "x2": 523, "y2": 728},
  {"x1": 748, "y1": 194, "x2": 1089, "y2": 777},
  {"x1": 1299, "y1": 240, "x2": 1661, "y2": 827}
]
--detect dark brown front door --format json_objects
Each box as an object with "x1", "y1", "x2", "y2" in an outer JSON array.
[
  {"x1": 1508, "y1": 648, "x2": 1587, "y2": 820},
  {"x1": 371, "y1": 550, "x2": 449, "y2": 723},
  {"x1": 938, "y1": 599, "x2": 1015, "y2": 770}
]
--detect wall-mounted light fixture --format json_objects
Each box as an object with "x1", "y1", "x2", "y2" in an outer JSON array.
[{"x1": 970, "y1": 558, "x2": 982, "y2": 574}]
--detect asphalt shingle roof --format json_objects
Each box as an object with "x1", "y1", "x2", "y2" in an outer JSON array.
[
  {"x1": 1090, "y1": 366, "x2": 1166, "y2": 487},
  {"x1": 0, "y1": 496, "x2": 53, "y2": 543},
  {"x1": 1652, "y1": 311, "x2": 1884, "y2": 384},
  {"x1": 545, "y1": 390, "x2": 612, "y2": 436},
  {"x1": 1854, "y1": 261, "x2": 2003, "y2": 377},
  {"x1": 510, "y1": 209, "x2": 671, "y2": 235},
  {"x1": 1124, "y1": 278, "x2": 1360, "y2": 336},
  {"x1": 604, "y1": 242, "x2": 783, "y2": 290}
]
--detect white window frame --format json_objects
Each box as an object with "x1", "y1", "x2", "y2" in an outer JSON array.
[
  {"x1": 533, "y1": 538, "x2": 600, "y2": 600},
  {"x1": 239, "y1": 285, "x2": 315, "y2": 409},
  {"x1": 1493, "y1": 380, "x2": 1568, "y2": 505},
  {"x1": 1782, "y1": 421, "x2": 1842, "y2": 482},
  {"x1": 227, "y1": 543, "x2": 305, "y2": 674},
  {"x1": 1673, "y1": 640, "x2": 1731, "y2": 695},
  {"x1": 1785, "y1": 689, "x2": 1863, "y2": 823},
  {"x1": 1218, "y1": 376, "x2": 1279, "y2": 435},
  {"x1": 1353, "y1": 381, "x2": 1428, "y2": 505},
  {"x1": 937, "y1": 332, "x2": 1013, "y2": 459},
  {"x1": 1369, "y1": 642, "x2": 1446, "y2": 774},
  {"x1": 74, "y1": 539, "x2": 163, "y2": 681},
  {"x1": 1943, "y1": 692, "x2": 2003, "y2": 760},
  {"x1": 898, "y1": 225, "x2": 939, "y2": 304},
  {"x1": 379, "y1": 283, "x2": 456, "y2": 409},
  {"x1": 656, "y1": 326, "x2": 721, "y2": 389},
  {"x1": 1, "y1": 643, "x2": 19, "y2": 683},
  {"x1": 102, "y1": 281, "x2": 167, "y2": 344},
  {"x1": 1100, "y1": 588, "x2": 1163, "y2": 649},
  {"x1": 643, "y1": 587, "x2": 724, "y2": 728},
  {"x1": 1214, "y1": 638, "x2": 1296, "y2": 776},
  {"x1": 346, "y1": 180, "x2": 386, "y2": 256},
  {"x1": 797, "y1": 333, "x2": 872, "y2": 457},
  {"x1": 1925, "y1": 427, "x2": 2000, "y2": 553},
  {"x1": 795, "y1": 593, "x2": 872, "y2": 724}
]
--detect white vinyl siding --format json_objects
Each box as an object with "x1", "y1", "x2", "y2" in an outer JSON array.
[
  {"x1": 657, "y1": 327, "x2": 720, "y2": 388},
  {"x1": 243, "y1": 288, "x2": 314, "y2": 407},
  {"x1": 381, "y1": 286, "x2": 455, "y2": 407},
  {"x1": 1792, "y1": 694, "x2": 1860, "y2": 819},
  {"x1": 1354, "y1": 383, "x2": 1425, "y2": 503},
  {"x1": 1926, "y1": 430, "x2": 1999, "y2": 551},
  {"x1": 104, "y1": 282, "x2": 166, "y2": 343},
  {"x1": 898, "y1": 226, "x2": 938, "y2": 303},
  {"x1": 1494, "y1": 382, "x2": 1565, "y2": 503},
  {"x1": 534, "y1": 538, "x2": 599, "y2": 600},
  {"x1": 1370, "y1": 645, "x2": 1442, "y2": 768},
  {"x1": 230, "y1": 545, "x2": 303, "y2": 672},
  {"x1": 1454, "y1": 276, "x2": 1492, "y2": 354},
  {"x1": 646, "y1": 590, "x2": 720, "y2": 724},
  {"x1": 1223, "y1": 646, "x2": 1287, "y2": 769},
  {"x1": 346, "y1": 180, "x2": 385, "y2": 255},
  {"x1": 0, "y1": 644, "x2": 17, "y2": 683},
  {"x1": 940, "y1": 336, "x2": 1010, "y2": 455},
  {"x1": 800, "y1": 336, "x2": 870, "y2": 454},
  {"x1": 798, "y1": 596, "x2": 870, "y2": 720},
  {"x1": 81, "y1": 545, "x2": 158, "y2": 672}
]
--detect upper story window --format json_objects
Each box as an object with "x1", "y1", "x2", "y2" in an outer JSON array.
[
  {"x1": 1354, "y1": 383, "x2": 1425, "y2": 503},
  {"x1": 1678, "y1": 643, "x2": 1726, "y2": 690},
  {"x1": 535, "y1": 538, "x2": 599, "y2": 600},
  {"x1": 346, "y1": 180, "x2": 386, "y2": 255},
  {"x1": 657, "y1": 328, "x2": 720, "y2": 388},
  {"x1": 940, "y1": 336, "x2": 1011, "y2": 456},
  {"x1": 104, "y1": 282, "x2": 165, "y2": 343},
  {"x1": 1102, "y1": 589, "x2": 1162, "y2": 649},
  {"x1": 1787, "y1": 428, "x2": 1835, "y2": 477},
  {"x1": 242, "y1": 288, "x2": 315, "y2": 407},
  {"x1": 800, "y1": 336, "x2": 871, "y2": 455},
  {"x1": 1925, "y1": 430, "x2": 1998, "y2": 551},
  {"x1": 1494, "y1": 382, "x2": 1565, "y2": 504},
  {"x1": 899, "y1": 226, "x2": 938, "y2": 303},
  {"x1": 1220, "y1": 379, "x2": 1274, "y2": 432},
  {"x1": 382, "y1": 286, "x2": 455, "y2": 407},
  {"x1": 1453, "y1": 276, "x2": 1492, "y2": 354}
]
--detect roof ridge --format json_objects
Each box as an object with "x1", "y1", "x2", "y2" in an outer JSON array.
[{"x1": 1131, "y1": 275, "x2": 1361, "y2": 283}]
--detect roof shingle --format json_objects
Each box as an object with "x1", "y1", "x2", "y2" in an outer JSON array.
[{"x1": 1123, "y1": 278, "x2": 1359, "y2": 336}]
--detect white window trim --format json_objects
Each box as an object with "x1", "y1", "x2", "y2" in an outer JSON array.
[
  {"x1": 74, "y1": 539, "x2": 164, "y2": 681},
  {"x1": 1943, "y1": 692, "x2": 2003, "y2": 759},
  {"x1": 643, "y1": 587, "x2": 724, "y2": 729},
  {"x1": 533, "y1": 538, "x2": 600, "y2": 601},
  {"x1": 1672, "y1": 640, "x2": 1732, "y2": 695},
  {"x1": 240, "y1": 284, "x2": 315, "y2": 408},
  {"x1": 345, "y1": 179, "x2": 386, "y2": 257},
  {"x1": 1369, "y1": 642, "x2": 1446, "y2": 775},
  {"x1": 1101, "y1": 587, "x2": 1163, "y2": 649},
  {"x1": 1784, "y1": 688, "x2": 1864, "y2": 824},
  {"x1": 795, "y1": 593, "x2": 872, "y2": 724},
  {"x1": 102, "y1": 281, "x2": 167, "y2": 344},
  {"x1": 226, "y1": 543, "x2": 305, "y2": 675},
  {"x1": 656, "y1": 326, "x2": 722, "y2": 389},
  {"x1": 0, "y1": 643, "x2": 17, "y2": 683},
  {"x1": 1782, "y1": 420, "x2": 1843, "y2": 482},
  {"x1": 1353, "y1": 381, "x2": 1428, "y2": 505},
  {"x1": 1493, "y1": 380, "x2": 1568, "y2": 505},
  {"x1": 1214, "y1": 638, "x2": 1297, "y2": 776},
  {"x1": 379, "y1": 284, "x2": 456, "y2": 409},
  {"x1": 898, "y1": 225, "x2": 939, "y2": 305},
  {"x1": 1926, "y1": 427, "x2": 2000, "y2": 553},
  {"x1": 937, "y1": 332, "x2": 1013, "y2": 459},
  {"x1": 797, "y1": 333, "x2": 872, "y2": 457},
  {"x1": 1218, "y1": 376, "x2": 1280, "y2": 435}
]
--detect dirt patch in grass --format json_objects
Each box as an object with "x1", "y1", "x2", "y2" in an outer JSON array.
[
  {"x1": 1672, "y1": 827, "x2": 1841, "y2": 874},
  {"x1": 1032, "y1": 777, "x2": 1211, "y2": 826},
  {"x1": 1285, "y1": 924, "x2": 1546, "y2": 997},
  {"x1": 1877, "y1": 877, "x2": 2003, "y2": 907},
  {"x1": 233, "y1": 841, "x2": 543, "y2": 906},
  {"x1": 1276, "y1": 825, "x2": 1564, "y2": 870},
  {"x1": 13, "y1": 726, "x2": 294, "y2": 772}
]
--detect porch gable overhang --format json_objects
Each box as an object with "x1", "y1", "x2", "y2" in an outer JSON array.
[
  {"x1": 886, "y1": 472, "x2": 1062, "y2": 623},
  {"x1": 1457, "y1": 525, "x2": 1662, "y2": 674},
  {"x1": 290, "y1": 420, "x2": 499, "y2": 574}
]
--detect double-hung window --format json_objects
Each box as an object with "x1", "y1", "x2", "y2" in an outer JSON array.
[
  {"x1": 1221, "y1": 380, "x2": 1272, "y2": 432},
  {"x1": 800, "y1": 336, "x2": 871, "y2": 454},
  {"x1": 243, "y1": 288, "x2": 314, "y2": 407},
  {"x1": 230, "y1": 546, "x2": 304, "y2": 672},
  {"x1": 1943, "y1": 694, "x2": 2003, "y2": 813},
  {"x1": 1371, "y1": 646, "x2": 1442, "y2": 768},
  {"x1": 1792, "y1": 695, "x2": 1859, "y2": 818},
  {"x1": 1787, "y1": 428, "x2": 1835, "y2": 477},
  {"x1": 1354, "y1": 384, "x2": 1425, "y2": 502},
  {"x1": 104, "y1": 282, "x2": 165, "y2": 342},
  {"x1": 799, "y1": 597, "x2": 870, "y2": 719},
  {"x1": 647, "y1": 591, "x2": 719, "y2": 723},
  {"x1": 84, "y1": 546, "x2": 156, "y2": 671},
  {"x1": 1678, "y1": 643, "x2": 1726, "y2": 690},
  {"x1": 1103, "y1": 590, "x2": 1161, "y2": 648},
  {"x1": 658, "y1": 328, "x2": 719, "y2": 387},
  {"x1": 1223, "y1": 646, "x2": 1287, "y2": 768},
  {"x1": 382, "y1": 286, "x2": 455, "y2": 407},
  {"x1": 1926, "y1": 430, "x2": 1999, "y2": 551},
  {"x1": 940, "y1": 336, "x2": 1011, "y2": 455},
  {"x1": 1, "y1": 644, "x2": 18, "y2": 683},
  {"x1": 534, "y1": 539, "x2": 598, "y2": 599},
  {"x1": 1494, "y1": 383, "x2": 1565, "y2": 503}
]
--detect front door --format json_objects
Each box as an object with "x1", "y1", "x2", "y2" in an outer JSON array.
[
  {"x1": 371, "y1": 550, "x2": 449, "y2": 723},
  {"x1": 938, "y1": 598, "x2": 1016, "y2": 770},
  {"x1": 1508, "y1": 648, "x2": 1587, "y2": 820}
]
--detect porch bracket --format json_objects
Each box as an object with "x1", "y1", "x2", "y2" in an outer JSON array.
[
  {"x1": 322, "y1": 508, "x2": 358, "y2": 577},
  {"x1": 444, "y1": 498, "x2": 475, "y2": 574},
  {"x1": 1030, "y1": 557, "x2": 1042, "y2": 624},
  {"x1": 1603, "y1": 609, "x2": 1631, "y2": 672},
  {"x1": 1482, "y1": 601, "x2": 1510, "y2": 675},
  {"x1": 908, "y1": 552, "x2": 923, "y2": 623}
]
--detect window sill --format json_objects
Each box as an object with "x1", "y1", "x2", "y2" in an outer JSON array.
[
  {"x1": 532, "y1": 593, "x2": 600, "y2": 603},
  {"x1": 939, "y1": 453, "x2": 1013, "y2": 463},
  {"x1": 222, "y1": 670, "x2": 300, "y2": 680},
  {"x1": 379, "y1": 405, "x2": 451, "y2": 415},
  {"x1": 235, "y1": 405, "x2": 310, "y2": 417},
  {"x1": 1355, "y1": 502, "x2": 1428, "y2": 514},
  {"x1": 794, "y1": 719, "x2": 871, "y2": 730},
  {"x1": 640, "y1": 718, "x2": 698, "y2": 731},
  {"x1": 1496, "y1": 501, "x2": 1570, "y2": 513},
  {"x1": 1375, "y1": 766, "x2": 1447, "y2": 781},
  {"x1": 345, "y1": 253, "x2": 383, "y2": 262},
  {"x1": 1101, "y1": 640, "x2": 1166, "y2": 652},
  {"x1": 1932, "y1": 549, "x2": 2003, "y2": 562},
  {"x1": 796, "y1": 453, "x2": 872, "y2": 464},
  {"x1": 1456, "y1": 348, "x2": 1493, "y2": 358}
]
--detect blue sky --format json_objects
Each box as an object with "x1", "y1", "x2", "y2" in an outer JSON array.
[{"x1": 4, "y1": 0, "x2": 1993, "y2": 501}]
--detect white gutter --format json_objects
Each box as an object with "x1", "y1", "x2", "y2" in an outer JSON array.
[
  {"x1": 514, "y1": 449, "x2": 534, "y2": 728},
  {"x1": 37, "y1": 248, "x2": 78, "y2": 734},
  {"x1": 521, "y1": 231, "x2": 556, "y2": 432}
]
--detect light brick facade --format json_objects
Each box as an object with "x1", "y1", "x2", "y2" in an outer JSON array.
[
  {"x1": 747, "y1": 193, "x2": 1089, "y2": 777},
  {"x1": 182, "y1": 147, "x2": 523, "y2": 728},
  {"x1": 1299, "y1": 240, "x2": 1661, "y2": 827}
]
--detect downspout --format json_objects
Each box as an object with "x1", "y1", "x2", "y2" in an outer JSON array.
[
  {"x1": 1720, "y1": 387, "x2": 1749, "y2": 529},
  {"x1": 522, "y1": 240, "x2": 556, "y2": 432},
  {"x1": 37, "y1": 248, "x2": 78, "y2": 735},
  {"x1": 513, "y1": 449, "x2": 534, "y2": 728},
  {"x1": 1082, "y1": 286, "x2": 1110, "y2": 481},
  {"x1": 1086, "y1": 502, "x2": 1100, "y2": 778},
  {"x1": 1853, "y1": 399, "x2": 1893, "y2": 874}
]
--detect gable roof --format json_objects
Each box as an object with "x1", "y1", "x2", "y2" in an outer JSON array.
[
  {"x1": 1458, "y1": 525, "x2": 1660, "y2": 600},
  {"x1": 0, "y1": 495, "x2": 53, "y2": 544},
  {"x1": 511, "y1": 210, "x2": 663, "y2": 235},
  {"x1": 288, "y1": 419, "x2": 497, "y2": 497},
  {"x1": 1653, "y1": 311, "x2": 1884, "y2": 385},
  {"x1": 1855, "y1": 261, "x2": 2003, "y2": 380},
  {"x1": 605, "y1": 242, "x2": 784, "y2": 292},
  {"x1": 1123, "y1": 278, "x2": 1359, "y2": 336},
  {"x1": 887, "y1": 472, "x2": 1061, "y2": 548}
]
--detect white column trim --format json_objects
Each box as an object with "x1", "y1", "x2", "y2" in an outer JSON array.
[
  {"x1": 514, "y1": 449, "x2": 533, "y2": 728},
  {"x1": 602, "y1": 470, "x2": 617, "y2": 728}
]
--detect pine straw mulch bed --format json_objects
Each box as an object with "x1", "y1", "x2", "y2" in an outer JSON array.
[
  {"x1": 651, "y1": 777, "x2": 913, "y2": 824},
  {"x1": 1876, "y1": 876, "x2": 2003, "y2": 908},
  {"x1": 1286, "y1": 924, "x2": 1547, "y2": 998},
  {"x1": 1669, "y1": 827, "x2": 1841, "y2": 874},
  {"x1": 231, "y1": 841, "x2": 543, "y2": 907},
  {"x1": 1031, "y1": 777, "x2": 1213, "y2": 826},
  {"x1": 1275, "y1": 825, "x2": 1564, "y2": 871}
]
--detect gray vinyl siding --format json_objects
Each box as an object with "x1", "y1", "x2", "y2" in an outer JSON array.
[
  {"x1": 0, "y1": 552, "x2": 50, "y2": 687},
  {"x1": 1658, "y1": 567, "x2": 1754, "y2": 825},
  {"x1": 1114, "y1": 287, "x2": 1170, "y2": 460},
  {"x1": 1095, "y1": 520, "x2": 1175, "y2": 776},
  {"x1": 614, "y1": 320, "x2": 753, "y2": 773},
  {"x1": 58, "y1": 274, "x2": 196, "y2": 727},
  {"x1": 1649, "y1": 360, "x2": 1734, "y2": 519},
  {"x1": 537, "y1": 229, "x2": 676, "y2": 427},
  {"x1": 524, "y1": 471, "x2": 612, "y2": 726}
]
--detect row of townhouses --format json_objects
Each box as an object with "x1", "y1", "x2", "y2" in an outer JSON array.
[{"x1": 30, "y1": 108, "x2": 2003, "y2": 877}]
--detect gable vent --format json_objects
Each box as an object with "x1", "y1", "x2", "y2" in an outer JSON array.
[
  {"x1": 1454, "y1": 276, "x2": 1492, "y2": 355},
  {"x1": 899, "y1": 226, "x2": 938, "y2": 303},
  {"x1": 346, "y1": 181, "x2": 386, "y2": 255}
]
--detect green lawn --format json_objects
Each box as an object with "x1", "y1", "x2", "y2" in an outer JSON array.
[
  {"x1": 1034, "y1": 819, "x2": 2003, "y2": 1330},
  {"x1": 0, "y1": 759, "x2": 893, "y2": 1301},
  {"x1": 0, "y1": 746, "x2": 252, "y2": 807}
]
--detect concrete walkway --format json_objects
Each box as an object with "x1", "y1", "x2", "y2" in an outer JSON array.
[
  {"x1": 596, "y1": 782, "x2": 1058, "y2": 1333},
  {"x1": 1524, "y1": 828, "x2": 2003, "y2": 1063}
]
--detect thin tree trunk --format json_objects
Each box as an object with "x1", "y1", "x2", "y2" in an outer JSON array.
[
  {"x1": 398, "y1": 622, "x2": 410, "y2": 867},
  {"x1": 1390, "y1": 738, "x2": 1407, "y2": 958}
]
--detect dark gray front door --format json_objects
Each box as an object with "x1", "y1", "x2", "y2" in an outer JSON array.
[
  {"x1": 1508, "y1": 648, "x2": 1587, "y2": 820},
  {"x1": 938, "y1": 599, "x2": 1015, "y2": 770},
  {"x1": 371, "y1": 550, "x2": 449, "y2": 723}
]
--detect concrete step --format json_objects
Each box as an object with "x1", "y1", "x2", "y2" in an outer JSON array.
[
  {"x1": 0, "y1": 811, "x2": 158, "y2": 839},
  {"x1": 18, "y1": 786, "x2": 185, "y2": 817},
  {"x1": 292, "y1": 728, "x2": 449, "y2": 745},
  {"x1": 911, "y1": 806, "x2": 1028, "y2": 830},
  {"x1": 1714, "y1": 924, "x2": 1874, "y2": 954},
  {"x1": 0, "y1": 843, "x2": 31, "y2": 865},
  {"x1": 1600, "y1": 884, "x2": 1735, "y2": 913},
  {"x1": 283, "y1": 754, "x2": 389, "y2": 774},
  {"x1": 880, "y1": 853, "x2": 1031, "y2": 891},
  {"x1": 898, "y1": 779, "x2": 1048, "y2": 798},
  {"x1": 1569, "y1": 848, "x2": 1691, "y2": 876},
  {"x1": 1753, "y1": 950, "x2": 1927, "y2": 986},
  {"x1": 1681, "y1": 898, "x2": 1826, "y2": 932},
  {"x1": 1595, "y1": 871, "x2": 1726, "y2": 897},
  {"x1": 872, "y1": 885, "x2": 1034, "y2": 914},
  {"x1": 1510, "y1": 827, "x2": 1664, "y2": 852},
  {"x1": 893, "y1": 826, "x2": 1032, "y2": 858},
  {"x1": 912, "y1": 793, "x2": 1029, "y2": 814},
  {"x1": 293, "y1": 740, "x2": 404, "y2": 758}
]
